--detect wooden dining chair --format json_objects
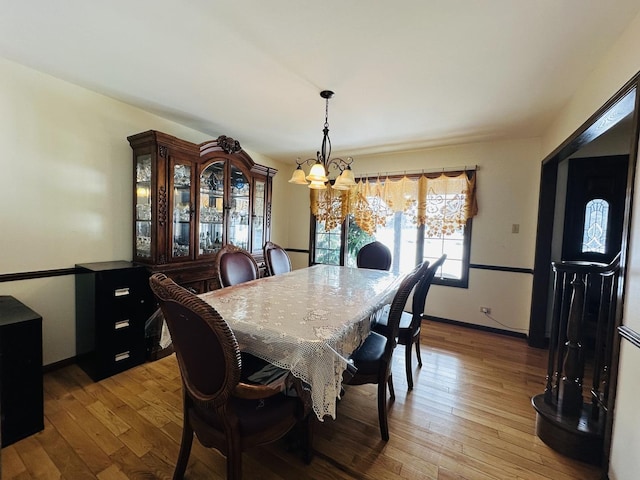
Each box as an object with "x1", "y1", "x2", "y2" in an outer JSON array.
[
  {"x1": 373, "y1": 254, "x2": 447, "y2": 390},
  {"x1": 149, "y1": 273, "x2": 312, "y2": 480},
  {"x1": 214, "y1": 244, "x2": 259, "y2": 288},
  {"x1": 342, "y1": 261, "x2": 430, "y2": 441},
  {"x1": 263, "y1": 241, "x2": 292, "y2": 276},
  {"x1": 356, "y1": 241, "x2": 392, "y2": 271}
]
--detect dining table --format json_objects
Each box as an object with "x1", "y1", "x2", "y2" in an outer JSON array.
[{"x1": 197, "y1": 264, "x2": 405, "y2": 421}]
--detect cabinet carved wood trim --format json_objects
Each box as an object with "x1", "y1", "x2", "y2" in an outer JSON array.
[
  {"x1": 216, "y1": 135, "x2": 242, "y2": 154},
  {"x1": 158, "y1": 185, "x2": 167, "y2": 227}
]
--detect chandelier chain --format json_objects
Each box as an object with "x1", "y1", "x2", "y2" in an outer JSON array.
[{"x1": 324, "y1": 96, "x2": 330, "y2": 129}]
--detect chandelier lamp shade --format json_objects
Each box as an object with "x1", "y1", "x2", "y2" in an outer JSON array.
[{"x1": 288, "y1": 90, "x2": 357, "y2": 190}]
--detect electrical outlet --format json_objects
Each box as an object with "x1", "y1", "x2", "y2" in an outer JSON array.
[{"x1": 480, "y1": 306, "x2": 491, "y2": 314}]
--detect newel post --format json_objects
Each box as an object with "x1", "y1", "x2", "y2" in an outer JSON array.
[{"x1": 559, "y1": 272, "x2": 586, "y2": 415}]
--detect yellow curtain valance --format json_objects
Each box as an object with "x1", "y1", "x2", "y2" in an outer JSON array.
[{"x1": 311, "y1": 171, "x2": 478, "y2": 235}]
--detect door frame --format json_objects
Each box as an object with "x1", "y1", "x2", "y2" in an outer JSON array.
[{"x1": 528, "y1": 73, "x2": 640, "y2": 469}]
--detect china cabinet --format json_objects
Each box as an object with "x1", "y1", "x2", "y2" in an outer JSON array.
[{"x1": 127, "y1": 130, "x2": 276, "y2": 293}]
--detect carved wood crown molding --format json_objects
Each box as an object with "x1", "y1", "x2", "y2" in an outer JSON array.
[{"x1": 216, "y1": 135, "x2": 242, "y2": 154}]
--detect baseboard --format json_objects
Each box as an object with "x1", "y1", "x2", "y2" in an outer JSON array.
[
  {"x1": 43, "y1": 356, "x2": 77, "y2": 373},
  {"x1": 425, "y1": 315, "x2": 528, "y2": 339}
]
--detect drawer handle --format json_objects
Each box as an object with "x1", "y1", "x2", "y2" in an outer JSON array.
[
  {"x1": 114, "y1": 288, "x2": 130, "y2": 297},
  {"x1": 115, "y1": 320, "x2": 130, "y2": 330},
  {"x1": 115, "y1": 351, "x2": 130, "y2": 362}
]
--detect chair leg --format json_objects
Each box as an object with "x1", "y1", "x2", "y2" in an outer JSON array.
[
  {"x1": 405, "y1": 343, "x2": 414, "y2": 390},
  {"x1": 302, "y1": 414, "x2": 314, "y2": 464},
  {"x1": 377, "y1": 379, "x2": 390, "y2": 441},
  {"x1": 415, "y1": 333, "x2": 423, "y2": 367},
  {"x1": 173, "y1": 417, "x2": 194, "y2": 480},
  {"x1": 226, "y1": 439, "x2": 243, "y2": 480},
  {"x1": 388, "y1": 373, "x2": 395, "y2": 401}
]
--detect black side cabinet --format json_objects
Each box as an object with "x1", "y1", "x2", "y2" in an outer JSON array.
[
  {"x1": 0, "y1": 296, "x2": 44, "y2": 447},
  {"x1": 76, "y1": 261, "x2": 154, "y2": 381}
]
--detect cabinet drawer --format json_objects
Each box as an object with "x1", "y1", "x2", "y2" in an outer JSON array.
[
  {"x1": 96, "y1": 315, "x2": 144, "y2": 340},
  {"x1": 96, "y1": 273, "x2": 150, "y2": 312},
  {"x1": 95, "y1": 344, "x2": 145, "y2": 378}
]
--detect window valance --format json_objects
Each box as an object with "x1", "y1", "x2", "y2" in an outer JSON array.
[{"x1": 311, "y1": 171, "x2": 478, "y2": 236}]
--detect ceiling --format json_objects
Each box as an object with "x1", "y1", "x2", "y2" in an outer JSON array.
[{"x1": 1, "y1": 1, "x2": 640, "y2": 162}]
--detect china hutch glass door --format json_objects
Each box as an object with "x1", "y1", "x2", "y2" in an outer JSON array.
[
  {"x1": 228, "y1": 165, "x2": 251, "y2": 250},
  {"x1": 252, "y1": 179, "x2": 266, "y2": 255},
  {"x1": 135, "y1": 154, "x2": 152, "y2": 259},
  {"x1": 171, "y1": 161, "x2": 193, "y2": 260},
  {"x1": 199, "y1": 161, "x2": 225, "y2": 255}
]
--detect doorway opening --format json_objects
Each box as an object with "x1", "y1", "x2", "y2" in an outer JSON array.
[{"x1": 529, "y1": 80, "x2": 639, "y2": 468}]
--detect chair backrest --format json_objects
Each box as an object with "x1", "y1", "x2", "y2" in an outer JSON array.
[
  {"x1": 149, "y1": 273, "x2": 241, "y2": 407},
  {"x1": 215, "y1": 244, "x2": 259, "y2": 287},
  {"x1": 409, "y1": 254, "x2": 447, "y2": 330},
  {"x1": 383, "y1": 261, "x2": 431, "y2": 354},
  {"x1": 357, "y1": 241, "x2": 392, "y2": 271},
  {"x1": 263, "y1": 241, "x2": 292, "y2": 276}
]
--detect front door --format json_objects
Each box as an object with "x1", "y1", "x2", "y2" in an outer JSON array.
[{"x1": 562, "y1": 155, "x2": 628, "y2": 264}]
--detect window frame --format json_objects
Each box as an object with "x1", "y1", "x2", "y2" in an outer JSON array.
[
  {"x1": 309, "y1": 215, "x2": 346, "y2": 266},
  {"x1": 309, "y1": 171, "x2": 474, "y2": 288},
  {"x1": 420, "y1": 218, "x2": 472, "y2": 288}
]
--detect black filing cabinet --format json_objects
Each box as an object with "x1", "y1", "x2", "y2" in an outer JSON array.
[
  {"x1": 76, "y1": 261, "x2": 154, "y2": 381},
  {"x1": 0, "y1": 296, "x2": 44, "y2": 447}
]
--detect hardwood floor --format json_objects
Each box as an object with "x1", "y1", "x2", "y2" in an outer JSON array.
[{"x1": 2, "y1": 320, "x2": 604, "y2": 479}]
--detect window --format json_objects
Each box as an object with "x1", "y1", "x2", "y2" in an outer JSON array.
[
  {"x1": 311, "y1": 171, "x2": 476, "y2": 287},
  {"x1": 581, "y1": 198, "x2": 610, "y2": 254},
  {"x1": 340, "y1": 213, "x2": 471, "y2": 287},
  {"x1": 312, "y1": 218, "x2": 343, "y2": 265}
]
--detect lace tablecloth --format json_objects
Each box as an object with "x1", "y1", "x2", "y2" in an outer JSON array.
[{"x1": 198, "y1": 264, "x2": 404, "y2": 420}]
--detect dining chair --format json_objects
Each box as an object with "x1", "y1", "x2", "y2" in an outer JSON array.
[
  {"x1": 356, "y1": 241, "x2": 392, "y2": 271},
  {"x1": 215, "y1": 244, "x2": 259, "y2": 288},
  {"x1": 342, "y1": 260, "x2": 430, "y2": 441},
  {"x1": 372, "y1": 254, "x2": 447, "y2": 390},
  {"x1": 263, "y1": 241, "x2": 292, "y2": 276},
  {"x1": 149, "y1": 273, "x2": 312, "y2": 480}
]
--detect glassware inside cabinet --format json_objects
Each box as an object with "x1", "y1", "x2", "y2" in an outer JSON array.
[
  {"x1": 252, "y1": 180, "x2": 265, "y2": 254},
  {"x1": 199, "y1": 161, "x2": 225, "y2": 255},
  {"x1": 135, "y1": 154, "x2": 152, "y2": 258},
  {"x1": 228, "y1": 165, "x2": 250, "y2": 250},
  {"x1": 172, "y1": 164, "x2": 192, "y2": 258}
]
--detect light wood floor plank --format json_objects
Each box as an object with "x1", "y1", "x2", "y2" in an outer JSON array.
[{"x1": 1, "y1": 320, "x2": 604, "y2": 479}]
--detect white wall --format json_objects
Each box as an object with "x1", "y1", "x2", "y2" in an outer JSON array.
[
  {"x1": 0, "y1": 57, "x2": 288, "y2": 365},
  {"x1": 284, "y1": 138, "x2": 541, "y2": 334},
  {"x1": 609, "y1": 128, "x2": 640, "y2": 479},
  {"x1": 283, "y1": 180, "x2": 310, "y2": 268},
  {"x1": 539, "y1": 10, "x2": 640, "y2": 480}
]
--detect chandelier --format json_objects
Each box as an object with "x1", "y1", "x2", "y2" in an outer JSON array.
[{"x1": 288, "y1": 90, "x2": 357, "y2": 190}]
